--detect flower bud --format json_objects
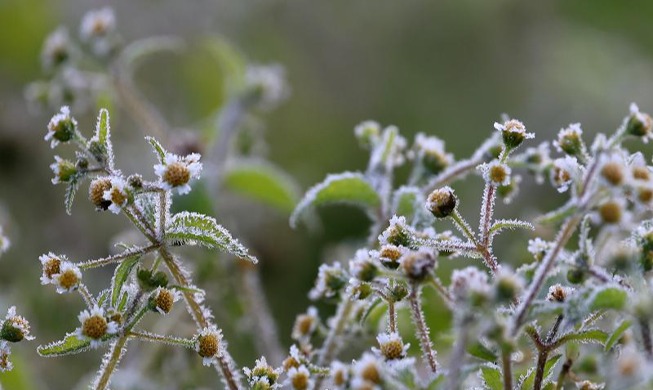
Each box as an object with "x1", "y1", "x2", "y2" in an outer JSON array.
[
  {"x1": 554, "y1": 124, "x2": 585, "y2": 157},
  {"x1": 399, "y1": 249, "x2": 436, "y2": 282},
  {"x1": 50, "y1": 156, "x2": 77, "y2": 184},
  {"x1": 89, "y1": 177, "x2": 112, "y2": 210},
  {"x1": 45, "y1": 106, "x2": 77, "y2": 148},
  {"x1": 626, "y1": 103, "x2": 652, "y2": 140},
  {"x1": 426, "y1": 186, "x2": 457, "y2": 219},
  {"x1": 1, "y1": 307, "x2": 33, "y2": 343},
  {"x1": 354, "y1": 121, "x2": 381, "y2": 148},
  {"x1": 494, "y1": 119, "x2": 533, "y2": 150}
]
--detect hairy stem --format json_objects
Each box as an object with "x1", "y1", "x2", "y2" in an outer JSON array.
[
  {"x1": 314, "y1": 297, "x2": 354, "y2": 389},
  {"x1": 640, "y1": 318, "x2": 653, "y2": 360},
  {"x1": 501, "y1": 349, "x2": 512, "y2": 390},
  {"x1": 409, "y1": 284, "x2": 437, "y2": 373},
  {"x1": 94, "y1": 336, "x2": 129, "y2": 390},
  {"x1": 446, "y1": 316, "x2": 471, "y2": 390},
  {"x1": 555, "y1": 358, "x2": 573, "y2": 390}
]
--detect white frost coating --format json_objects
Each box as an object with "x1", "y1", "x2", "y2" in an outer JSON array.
[
  {"x1": 290, "y1": 171, "x2": 378, "y2": 229},
  {"x1": 166, "y1": 211, "x2": 258, "y2": 263},
  {"x1": 90, "y1": 108, "x2": 116, "y2": 170}
]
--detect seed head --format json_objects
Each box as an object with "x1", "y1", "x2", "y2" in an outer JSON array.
[
  {"x1": 399, "y1": 249, "x2": 436, "y2": 282},
  {"x1": 89, "y1": 177, "x2": 112, "y2": 211},
  {"x1": 1, "y1": 307, "x2": 34, "y2": 343},
  {"x1": 426, "y1": 186, "x2": 457, "y2": 218}
]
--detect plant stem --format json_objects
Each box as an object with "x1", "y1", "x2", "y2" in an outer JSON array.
[
  {"x1": 555, "y1": 358, "x2": 573, "y2": 390},
  {"x1": 78, "y1": 244, "x2": 159, "y2": 269},
  {"x1": 445, "y1": 316, "x2": 470, "y2": 390},
  {"x1": 94, "y1": 335, "x2": 129, "y2": 390},
  {"x1": 128, "y1": 330, "x2": 195, "y2": 348},
  {"x1": 159, "y1": 246, "x2": 242, "y2": 390},
  {"x1": 314, "y1": 296, "x2": 354, "y2": 389},
  {"x1": 640, "y1": 318, "x2": 653, "y2": 360},
  {"x1": 501, "y1": 349, "x2": 512, "y2": 390},
  {"x1": 533, "y1": 315, "x2": 563, "y2": 390},
  {"x1": 408, "y1": 284, "x2": 437, "y2": 373}
]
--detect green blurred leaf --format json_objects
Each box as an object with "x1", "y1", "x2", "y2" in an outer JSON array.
[
  {"x1": 166, "y1": 211, "x2": 258, "y2": 263},
  {"x1": 480, "y1": 365, "x2": 503, "y2": 390},
  {"x1": 203, "y1": 35, "x2": 247, "y2": 97},
  {"x1": 110, "y1": 255, "x2": 141, "y2": 307},
  {"x1": 467, "y1": 341, "x2": 497, "y2": 363},
  {"x1": 119, "y1": 36, "x2": 184, "y2": 75},
  {"x1": 64, "y1": 174, "x2": 82, "y2": 215},
  {"x1": 392, "y1": 186, "x2": 421, "y2": 222},
  {"x1": 290, "y1": 172, "x2": 381, "y2": 228},
  {"x1": 555, "y1": 329, "x2": 607, "y2": 348},
  {"x1": 590, "y1": 287, "x2": 627, "y2": 311},
  {"x1": 223, "y1": 159, "x2": 300, "y2": 214},
  {"x1": 605, "y1": 320, "x2": 632, "y2": 351},
  {"x1": 96, "y1": 108, "x2": 110, "y2": 146}
]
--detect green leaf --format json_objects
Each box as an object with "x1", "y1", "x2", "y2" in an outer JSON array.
[
  {"x1": 96, "y1": 108, "x2": 110, "y2": 146},
  {"x1": 489, "y1": 219, "x2": 534, "y2": 235},
  {"x1": 520, "y1": 354, "x2": 562, "y2": 390},
  {"x1": 290, "y1": 172, "x2": 381, "y2": 228},
  {"x1": 605, "y1": 320, "x2": 632, "y2": 351},
  {"x1": 590, "y1": 287, "x2": 627, "y2": 311},
  {"x1": 145, "y1": 136, "x2": 167, "y2": 164},
  {"x1": 110, "y1": 255, "x2": 141, "y2": 307},
  {"x1": 357, "y1": 297, "x2": 383, "y2": 326},
  {"x1": 37, "y1": 333, "x2": 92, "y2": 357},
  {"x1": 97, "y1": 289, "x2": 110, "y2": 307},
  {"x1": 554, "y1": 329, "x2": 607, "y2": 348},
  {"x1": 202, "y1": 35, "x2": 247, "y2": 98},
  {"x1": 467, "y1": 341, "x2": 497, "y2": 363},
  {"x1": 166, "y1": 211, "x2": 258, "y2": 263},
  {"x1": 392, "y1": 186, "x2": 423, "y2": 222},
  {"x1": 64, "y1": 174, "x2": 82, "y2": 215},
  {"x1": 480, "y1": 366, "x2": 503, "y2": 390},
  {"x1": 223, "y1": 159, "x2": 300, "y2": 214},
  {"x1": 536, "y1": 202, "x2": 578, "y2": 225}
]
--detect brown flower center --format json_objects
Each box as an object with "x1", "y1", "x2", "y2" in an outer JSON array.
[
  {"x1": 44, "y1": 257, "x2": 62, "y2": 278},
  {"x1": 58, "y1": 269, "x2": 80, "y2": 290},
  {"x1": 198, "y1": 333, "x2": 219, "y2": 358},
  {"x1": 163, "y1": 162, "x2": 191, "y2": 187},
  {"x1": 83, "y1": 315, "x2": 108, "y2": 339}
]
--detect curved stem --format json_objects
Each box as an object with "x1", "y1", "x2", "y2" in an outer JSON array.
[
  {"x1": 94, "y1": 336, "x2": 129, "y2": 390},
  {"x1": 409, "y1": 284, "x2": 437, "y2": 373}
]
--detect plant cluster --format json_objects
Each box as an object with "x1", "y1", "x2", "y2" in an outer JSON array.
[{"x1": 3, "y1": 5, "x2": 653, "y2": 390}]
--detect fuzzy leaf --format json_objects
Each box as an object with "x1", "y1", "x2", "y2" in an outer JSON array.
[
  {"x1": 223, "y1": 159, "x2": 299, "y2": 214},
  {"x1": 605, "y1": 320, "x2": 632, "y2": 351},
  {"x1": 145, "y1": 136, "x2": 167, "y2": 164},
  {"x1": 520, "y1": 354, "x2": 561, "y2": 390},
  {"x1": 64, "y1": 174, "x2": 82, "y2": 215},
  {"x1": 37, "y1": 334, "x2": 91, "y2": 357},
  {"x1": 110, "y1": 255, "x2": 141, "y2": 307},
  {"x1": 290, "y1": 172, "x2": 381, "y2": 228},
  {"x1": 536, "y1": 202, "x2": 577, "y2": 225},
  {"x1": 392, "y1": 186, "x2": 424, "y2": 223},
  {"x1": 97, "y1": 289, "x2": 110, "y2": 307},
  {"x1": 489, "y1": 219, "x2": 534, "y2": 235},
  {"x1": 590, "y1": 287, "x2": 627, "y2": 311},
  {"x1": 166, "y1": 211, "x2": 258, "y2": 263},
  {"x1": 96, "y1": 108, "x2": 110, "y2": 145},
  {"x1": 358, "y1": 297, "x2": 383, "y2": 326},
  {"x1": 554, "y1": 329, "x2": 608, "y2": 348},
  {"x1": 480, "y1": 366, "x2": 503, "y2": 390},
  {"x1": 467, "y1": 341, "x2": 497, "y2": 363},
  {"x1": 203, "y1": 36, "x2": 246, "y2": 98}
]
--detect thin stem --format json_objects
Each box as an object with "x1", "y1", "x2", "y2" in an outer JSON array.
[
  {"x1": 445, "y1": 316, "x2": 471, "y2": 390},
  {"x1": 480, "y1": 183, "x2": 495, "y2": 250},
  {"x1": 388, "y1": 300, "x2": 396, "y2": 333},
  {"x1": 78, "y1": 244, "x2": 159, "y2": 269},
  {"x1": 94, "y1": 336, "x2": 129, "y2": 390},
  {"x1": 408, "y1": 284, "x2": 437, "y2": 373},
  {"x1": 501, "y1": 349, "x2": 512, "y2": 390},
  {"x1": 555, "y1": 358, "x2": 573, "y2": 390},
  {"x1": 451, "y1": 209, "x2": 478, "y2": 244},
  {"x1": 159, "y1": 246, "x2": 241, "y2": 390},
  {"x1": 314, "y1": 296, "x2": 354, "y2": 390},
  {"x1": 424, "y1": 156, "x2": 485, "y2": 195},
  {"x1": 123, "y1": 206, "x2": 157, "y2": 243},
  {"x1": 534, "y1": 315, "x2": 563, "y2": 390},
  {"x1": 640, "y1": 319, "x2": 653, "y2": 360},
  {"x1": 428, "y1": 275, "x2": 454, "y2": 308},
  {"x1": 77, "y1": 284, "x2": 96, "y2": 308},
  {"x1": 511, "y1": 214, "x2": 582, "y2": 335},
  {"x1": 128, "y1": 330, "x2": 194, "y2": 349}
]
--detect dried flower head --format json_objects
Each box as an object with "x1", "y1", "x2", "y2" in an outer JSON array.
[
  {"x1": 154, "y1": 153, "x2": 202, "y2": 195},
  {"x1": 88, "y1": 177, "x2": 113, "y2": 210},
  {"x1": 494, "y1": 119, "x2": 533, "y2": 149},
  {"x1": 426, "y1": 186, "x2": 457, "y2": 218},
  {"x1": 0, "y1": 341, "x2": 12, "y2": 372},
  {"x1": 103, "y1": 177, "x2": 131, "y2": 214},
  {"x1": 1, "y1": 307, "x2": 34, "y2": 342},
  {"x1": 195, "y1": 326, "x2": 223, "y2": 366},
  {"x1": 45, "y1": 106, "x2": 77, "y2": 148},
  {"x1": 76, "y1": 306, "x2": 118, "y2": 348},
  {"x1": 373, "y1": 332, "x2": 409, "y2": 361},
  {"x1": 151, "y1": 287, "x2": 180, "y2": 315},
  {"x1": 547, "y1": 284, "x2": 574, "y2": 302},
  {"x1": 378, "y1": 215, "x2": 413, "y2": 248},
  {"x1": 308, "y1": 262, "x2": 348, "y2": 300},
  {"x1": 480, "y1": 161, "x2": 512, "y2": 186},
  {"x1": 291, "y1": 306, "x2": 319, "y2": 342},
  {"x1": 244, "y1": 356, "x2": 282, "y2": 389},
  {"x1": 377, "y1": 244, "x2": 406, "y2": 270},
  {"x1": 399, "y1": 248, "x2": 436, "y2": 282},
  {"x1": 286, "y1": 365, "x2": 313, "y2": 390}
]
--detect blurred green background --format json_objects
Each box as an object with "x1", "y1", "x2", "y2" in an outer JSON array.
[{"x1": 1, "y1": 0, "x2": 653, "y2": 388}]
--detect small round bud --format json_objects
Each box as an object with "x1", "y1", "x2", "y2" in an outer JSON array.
[
  {"x1": 76, "y1": 157, "x2": 89, "y2": 170},
  {"x1": 76, "y1": 306, "x2": 118, "y2": 348},
  {"x1": 347, "y1": 280, "x2": 373, "y2": 300},
  {"x1": 89, "y1": 177, "x2": 112, "y2": 210},
  {"x1": 494, "y1": 119, "x2": 533, "y2": 150},
  {"x1": 480, "y1": 161, "x2": 511, "y2": 186},
  {"x1": 554, "y1": 123, "x2": 585, "y2": 156},
  {"x1": 308, "y1": 263, "x2": 348, "y2": 300},
  {"x1": 426, "y1": 186, "x2": 457, "y2": 218},
  {"x1": 349, "y1": 250, "x2": 378, "y2": 282},
  {"x1": 195, "y1": 327, "x2": 223, "y2": 366},
  {"x1": 137, "y1": 268, "x2": 169, "y2": 291},
  {"x1": 45, "y1": 106, "x2": 77, "y2": 148},
  {"x1": 354, "y1": 121, "x2": 381, "y2": 148},
  {"x1": 127, "y1": 174, "x2": 143, "y2": 189},
  {"x1": 626, "y1": 103, "x2": 652, "y2": 140},
  {"x1": 389, "y1": 283, "x2": 409, "y2": 302},
  {"x1": 1, "y1": 307, "x2": 33, "y2": 343},
  {"x1": 399, "y1": 249, "x2": 436, "y2": 282},
  {"x1": 50, "y1": 156, "x2": 77, "y2": 184},
  {"x1": 566, "y1": 268, "x2": 586, "y2": 285},
  {"x1": 379, "y1": 215, "x2": 413, "y2": 248},
  {"x1": 494, "y1": 268, "x2": 524, "y2": 303}
]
